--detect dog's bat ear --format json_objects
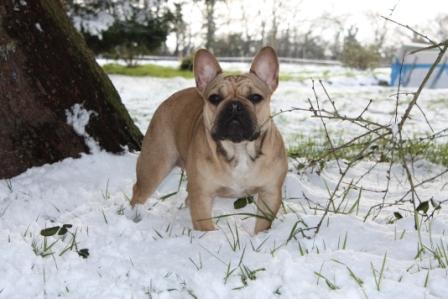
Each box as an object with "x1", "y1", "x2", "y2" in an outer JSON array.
[
  {"x1": 250, "y1": 46, "x2": 279, "y2": 91},
  {"x1": 193, "y1": 49, "x2": 222, "y2": 93}
]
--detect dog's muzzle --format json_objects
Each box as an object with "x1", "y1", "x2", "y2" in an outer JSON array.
[{"x1": 211, "y1": 101, "x2": 259, "y2": 143}]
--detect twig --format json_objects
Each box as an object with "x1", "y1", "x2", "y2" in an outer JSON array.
[
  {"x1": 398, "y1": 45, "x2": 448, "y2": 131},
  {"x1": 381, "y1": 16, "x2": 439, "y2": 48}
]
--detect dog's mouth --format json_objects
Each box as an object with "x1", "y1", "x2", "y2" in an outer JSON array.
[{"x1": 211, "y1": 102, "x2": 259, "y2": 143}]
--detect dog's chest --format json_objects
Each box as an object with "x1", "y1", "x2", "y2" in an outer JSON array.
[
  {"x1": 232, "y1": 145, "x2": 252, "y2": 176},
  {"x1": 220, "y1": 142, "x2": 260, "y2": 196}
]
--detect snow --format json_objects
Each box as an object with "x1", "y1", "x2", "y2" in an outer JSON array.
[
  {"x1": 1, "y1": 65, "x2": 448, "y2": 298},
  {"x1": 72, "y1": 11, "x2": 115, "y2": 39},
  {"x1": 65, "y1": 103, "x2": 100, "y2": 153},
  {"x1": 35, "y1": 23, "x2": 43, "y2": 33}
]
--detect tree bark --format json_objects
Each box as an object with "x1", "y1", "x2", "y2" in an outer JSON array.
[{"x1": 0, "y1": 0, "x2": 143, "y2": 179}]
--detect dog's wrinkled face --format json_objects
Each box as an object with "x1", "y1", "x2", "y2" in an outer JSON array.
[
  {"x1": 193, "y1": 47, "x2": 279, "y2": 143},
  {"x1": 204, "y1": 74, "x2": 270, "y2": 143}
]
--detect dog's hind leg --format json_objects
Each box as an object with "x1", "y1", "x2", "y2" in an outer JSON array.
[{"x1": 130, "y1": 127, "x2": 178, "y2": 207}]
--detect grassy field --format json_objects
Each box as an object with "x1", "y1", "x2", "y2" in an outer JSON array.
[
  {"x1": 102, "y1": 63, "x2": 195, "y2": 78},
  {"x1": 102, "y1": 63, "x2": 294, "y2": 80}
]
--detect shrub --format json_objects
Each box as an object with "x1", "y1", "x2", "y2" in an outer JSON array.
[
  {"x1": 340, "y1": 26, "x2": 381, "y2": 70},
  {"x1": 179, "y1": 55, "x2": 193, "y2": 71},
  {"x1": 341, "y1": 42, "x2": 381, "y2": 70}
]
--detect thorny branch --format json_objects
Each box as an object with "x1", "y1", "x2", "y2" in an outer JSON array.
[{"x1": 273, "y1": 17, "x2": 448, "y2": 240}]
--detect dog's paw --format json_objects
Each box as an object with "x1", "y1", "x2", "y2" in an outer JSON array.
[{"x1": 124, "y1": 204, "x2": 143, "y2": 223}]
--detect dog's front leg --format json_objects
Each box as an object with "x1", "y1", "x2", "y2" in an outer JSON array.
[
  {"x1": 254, "y1": 188, "x2": 282, "y2": 233},
  {"x1": 187, "y1": 191, "x2": 216, "y2": 231}
]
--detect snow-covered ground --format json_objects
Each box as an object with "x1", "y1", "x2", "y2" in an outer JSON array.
[
  {"x1": 114, "y1": 73, "x2": 448, "y2": 145},
  {"x1": 1, "y1": 65, "x2": 448, "y2": 299}
]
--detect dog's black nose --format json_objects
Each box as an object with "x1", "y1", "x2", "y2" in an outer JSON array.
[{"x1": 228, "y1": 101, "x2": 243, "y2": 114}]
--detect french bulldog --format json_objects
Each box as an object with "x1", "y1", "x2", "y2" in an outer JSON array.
[{"x1": 130, "y1": 47, "x2": 287, "y2": 233}]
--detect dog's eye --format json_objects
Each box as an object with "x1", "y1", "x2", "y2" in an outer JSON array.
[
  {"x1": 208, "y1": 94, "x2": 222, "y2": 105},
  {"x1": 248, "y1": 94, "x2": 263, "y2": 103}
]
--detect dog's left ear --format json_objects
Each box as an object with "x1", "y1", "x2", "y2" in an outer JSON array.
[
  {"x1": 194, "y1": 49, "x2": 222, "y2": 93},
  {"x1": 250, "y1": 47, "x2": 279, "y2": 91}
]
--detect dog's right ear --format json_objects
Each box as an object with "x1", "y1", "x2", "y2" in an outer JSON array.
[{"x1": 194, "y1": 49, "x2": 222, "y2": 93}]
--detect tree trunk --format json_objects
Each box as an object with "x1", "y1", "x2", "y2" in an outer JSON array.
[
  {"x1": 204, "y1": 0, "x2": 216, "y2": 51},
  {"x1": 0, "y1": 0, "x2": 143, "y2": 179}
]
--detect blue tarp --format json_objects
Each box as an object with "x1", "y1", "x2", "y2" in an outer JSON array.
[{"x1": 390, "y1": 59, "x2": 448, "y2": 87}]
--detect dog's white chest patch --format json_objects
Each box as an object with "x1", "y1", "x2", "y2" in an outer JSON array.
[
  {"x1": 221, "y1": 141, "x2": 258, "y2": 195},
  {"x1": 233, "y1": 145, "x2": 251, "y2": 174}
]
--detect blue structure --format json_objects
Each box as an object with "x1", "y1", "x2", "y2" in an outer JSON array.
[{"x1": 390, "y1": 46, "x2": 448, "y2": 89}]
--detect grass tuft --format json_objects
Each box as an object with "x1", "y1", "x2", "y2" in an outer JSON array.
[
  {"x1": 371, "y1": 252, "x2": 388, "y2": 291},
  {"x1": 289, "y1": 134, "x2": 448, "y2": 168},
  {"x1": 314, "y1": 265, "x2": 339, "y2": 290},
  {"x1": 103, "y1": 63, "x2": 194, "y2": 78}
]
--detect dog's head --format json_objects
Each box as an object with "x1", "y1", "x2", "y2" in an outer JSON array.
[{"x1": 193, "y1": 47, "x2": 279, "y2": 143}]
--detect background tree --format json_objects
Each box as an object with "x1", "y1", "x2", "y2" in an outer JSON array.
[
  {"x1": 0, "y1": 0, "x2": 142, "y2": 179},
  {"x1": 341, "y1": 26, "x2": 381, "y2": 69},
  {"x1": 434, "y1": 14, "x2": 448, "y2": 40},
  {"x1": 172, "y1": 2, "x2": 187, "y2": 56},
  {"x1": 66, "y1": 0, "x2": 173, "y2": 66},
  {"x1": 266, "y1": 0, "x2": 283, "y2": 50},
  {"x1": 203, "y1": 0, "x2": 217, "y2": 51},
  {"x1": 91, "y1": 14, "x2": 172, "y2": 66},
  {"x1": 213, "y1": 33, "x2": 246, "y2": 56}
]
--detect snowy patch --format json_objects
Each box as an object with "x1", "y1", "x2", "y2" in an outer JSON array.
[
  {"x1": 65, "y1": 103, "x2": 100, "y2": 153},
  {"x1": 108, "y1": 73, "x2": 448, "y2": 146},
  {"x1": 35, "y1": 23, "x2": 43, "y2": 33},
  {"x1": 72, "y1": 12, "x2": 115, "y2": 38},
  {"x1": 391, "y1": 121, "x2": 399, "y2": 140},
  {"x1": 1, "y1": 153, "x2": 447, "y2": 298}
]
